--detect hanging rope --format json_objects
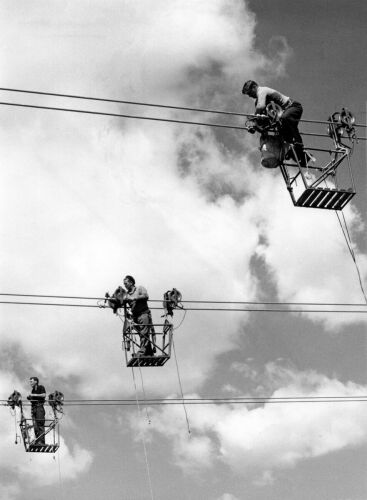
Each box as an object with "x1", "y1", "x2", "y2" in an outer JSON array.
[
  {"x1": 138, "y1": 366, "x2": 152, "y2": 425},
  {"x1": 172, "y1": 309, "x2": 187, "y2": 331},
  {"x1": 56, "y1": 450, "x2": 64, "y2": 500},
  {"x1": 130, "y1": 367, "x2": 154, "y2": 500},
  {"x1": 13, "y1": 410, "x2": 19, "y2": 445},
  {"x1": 320, "y1": 176, "x2": 367, "y2": 304},
  {"x1": 336, "y1": 211, "x2": 367, "y2": 303},
  {"x1": 172, "y1": 340, "x2": 191, "y2": 436}
]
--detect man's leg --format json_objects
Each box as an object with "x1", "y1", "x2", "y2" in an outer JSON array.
[
  {"x1": 281, "y1": 102, "x2": 303, "y2": 144},
  {"x1": 148, "y1": 311, "x2": 156, "y2": 353},
  {"x1": 281, "y1": 103, "x2": 308, "y2": 167},
  {"x1": 34, "y1": 406, "x2": 45, "y2": 445},
  {"x1": 136, "y1": 313, "x2": 153, "y2": 355}
]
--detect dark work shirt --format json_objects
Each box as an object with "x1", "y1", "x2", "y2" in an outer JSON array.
[
  {"x1": 31, "y1": 384, "x2": 46, "y2": 406},
  {"x1": 125, "y1": 285, "x2": 150, "y2": 318}
]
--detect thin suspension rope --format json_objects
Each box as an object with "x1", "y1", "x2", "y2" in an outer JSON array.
[
  {"x1": 1, "y1": 300, "x2": 367, "y2": 313},
  {"x1": 0, "y1": 87, "x2": 366, "y2": 128},
  {"x1": 172, "y1": 339, "x2": 191, "y2": 435},
  {"x1": 56, "y1": 449, "x2": 64, "y2": 500},
  {"x1": 0, "y1": 101, "x2": 365, "y2": 140},
  {"x1": 321, "y1": 176, "x2": 366, "y2": 304},
  {"x1": 1, "y1": 292, "x2": 367, "y2": 307},
  {"x1": 130, "y1": 367, "x2": 155, "y2": 500},
  {"x1": 336, "y1": 211, "x2": 367, "y2": 304},
  {"x1": 138, "y1": 365, "x2": 152, "y2": 424}
]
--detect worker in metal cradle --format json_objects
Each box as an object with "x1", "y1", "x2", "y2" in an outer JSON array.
[
  {"x1": 27, "y1": 377, "x2": 46, "y2": 446},
  {"x1": 123, "y1": 275, "x2": 155, "y2": 356},
  {"x1": 242, "y1": 80, "x2": 307, "y2": 167}
]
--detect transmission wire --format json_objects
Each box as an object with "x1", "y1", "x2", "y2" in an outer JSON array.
[
  {"x1": 1, "y1": 292, "x2": 367, "y2": 307},
  {"x1": 0, "y1": 100, "x2": 365, "y2": 140},
  {"x1": 1, "y1": 300, "x2": 367, "y2": 314},
  {"x1": 0, "y1": 87, "x2": 366, "y2": 128}
]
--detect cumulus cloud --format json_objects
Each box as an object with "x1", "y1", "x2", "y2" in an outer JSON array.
[
  {"x1": 0, "y1": 484, "x2": 21, "y2": 500},
  {"x1": 142, "y1": 366, "x2": 367, "y2": 482},
  {"x1": 249, "y1": 171, "x2": 367, "y2": 329},
  {"x1": 217, "y1": 494, "x2": 241, "y2": 500},
  {"x1": 1, "y1": 1, "x2": 366, "y2": 495},
  {"x1": 0, "y1": 0, "x2": 280, "y2": 399}
]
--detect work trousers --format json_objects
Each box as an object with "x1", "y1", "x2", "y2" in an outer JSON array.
[
  {"x1": 134, "y1": 311, "x2": 155, "y2": 355},
  {"x1": 31, "y1": 405, "x2": 45, "y2": 444},
  {"x1": 281, "y1": 101, "x2": 303, "y2": 145}
]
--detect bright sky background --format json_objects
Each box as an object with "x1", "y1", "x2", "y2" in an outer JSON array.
[{"x1": 0, "y1": 1, "x2": 366, "y2": 499}]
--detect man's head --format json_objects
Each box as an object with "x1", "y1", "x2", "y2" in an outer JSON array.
[
  {"x1": 30, "y1": 377, "x2": 39, "y2": 387},
  {"x1": 242, "y1": 80, "x2": 258, "y2": 98},
  {"x1": 123, "y1": 275, "x2": 135, "y2": 290}
]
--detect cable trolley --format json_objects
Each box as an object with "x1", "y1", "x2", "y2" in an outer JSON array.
[
  {"x1": 246, "y1": 105, "x2": 357, "y2": 210},
  {"x1": 103, "y1": 288, "x2": 184, "y2": 367},
  {"x1": 7, "y1": 390, "x2": 64, "y2": 453}
]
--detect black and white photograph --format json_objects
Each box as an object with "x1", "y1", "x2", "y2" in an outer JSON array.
[{"x1": 0, "y1": 1, "x2": 366, "y2": 499}]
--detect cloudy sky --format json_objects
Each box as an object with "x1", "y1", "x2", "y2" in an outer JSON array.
[{"x1": 0, "y1": 1, "x2": 366, "y2": 499}]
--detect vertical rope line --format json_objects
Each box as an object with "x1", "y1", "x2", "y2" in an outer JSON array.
[
  {"x1": 13, "y1": 410, "x2": 18, "y2": 444},
  {"x1": 172, "y1": 339, "x2": 191, "y2": 436},
  {"x1": 336, "y1": 211, "x2": 367, "y2": 303},
  {"x1": 57, "y1": 450, "x2": 64, "y2": 499},
  {"x1": 322, "y1": 176, "x2": 366, "y2": 302},
  {"x1": 131, "y1": 368, "x2": 154, "y2": 500},
  {"x1": 138, "y1": 365, "x2": 151, "y2": 424}
]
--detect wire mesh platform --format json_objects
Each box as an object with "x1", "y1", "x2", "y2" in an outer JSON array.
[
  {"x1": 28, "y1": 443, "x2": 59, "y2": 453},
  {"x1": 295, "y1": 187, "x2": 355, "y2": 210},
  {"x1": 123, "y1": 319, "x2": 173, "y2": 367},
  {"x1": 127, "y1": 354, "x2": 170, "y2": 367},
  {"x1": 20, "y1": 417, "x2": 60, "y2": 453}
]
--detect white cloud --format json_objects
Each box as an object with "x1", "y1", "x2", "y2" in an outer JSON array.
[
  {"x1": 217, "y1": 494, "x2": 240, "y2": 500},
  {"x1": 249, "y1": 171, "x2": 367, "y2": 329},
  {"x1": 143, "y1": 366, "x2": 367, "y2": 481},
  {"x1": 0, "y1": 484, "x2": 21, "y2": 500},
  {"x1": 1, "y1": 1, "x2": 366, "y2": 494},
  {"x1": 0, "y1": 0, "x2": 279, "y2": 399}
]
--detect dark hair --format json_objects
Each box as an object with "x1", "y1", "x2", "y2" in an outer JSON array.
[
  {"x1": 242, "y1": 80, "x2": 257, "y2": 95},
  {"x1": 124, "y1": 275, "x2": 135, "y2": 285},
  {"x1": 30, "y1": 376, "x2": 39, "y2": 384}
]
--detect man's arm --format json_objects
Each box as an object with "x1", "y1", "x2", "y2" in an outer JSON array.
[{"x1": 27, "y1": 386, "x2": 46, "y2": 401}]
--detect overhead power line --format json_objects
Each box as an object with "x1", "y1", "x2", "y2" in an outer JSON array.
[
  {"x1": 0, "y1": 101, "x2": 247, "y2": 132},
  {"x1": 1, "y1": 300, "x2": 367, "y2": 314},
  {"x1": 1, "y1": 292, "x2": 366, "y2": 307},
  {"x1": 0, "y1": 100, "x2": 365, "y2": 140},
  {"x1": 2, "y1": 396, "x2": 367, "y2": 406},
  {"x1": 0, "y1": 87, "x2": 366, "y2": 128}
]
